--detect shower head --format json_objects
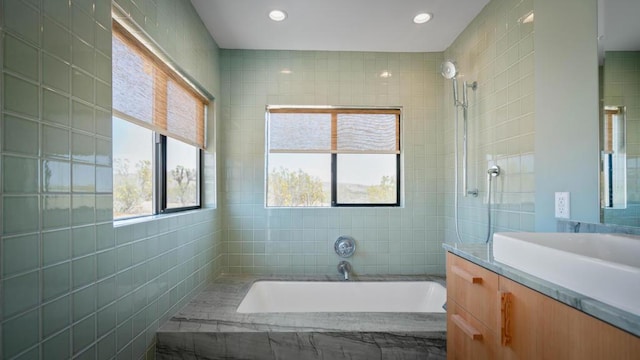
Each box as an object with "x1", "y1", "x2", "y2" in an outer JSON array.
[
  {"x1": 441, "y1": 60, "x2": 458, "y2": 80},
  {"x1": 442, "y1": 60, "x2": 460, "y2": 106}
]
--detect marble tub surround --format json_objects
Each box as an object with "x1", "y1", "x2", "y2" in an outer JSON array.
[
  {"x1": 443, "y1": 242, "x2": 640, "y2": 337},
  {"x1": 156, "y1": 274, "x2": 447, "y2": 359}
]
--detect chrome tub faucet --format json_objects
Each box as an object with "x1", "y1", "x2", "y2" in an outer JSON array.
[{"x1": 337, "y1": 260, "x2": 351, "y2": 281}]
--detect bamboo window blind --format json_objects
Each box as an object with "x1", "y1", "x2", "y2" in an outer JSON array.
[
  {"x1": 112, "y1": 21, "x2": 208, "y2": 149},
  {"x1": 267, "y1": 108, "x2": 401, "y2": 154}
]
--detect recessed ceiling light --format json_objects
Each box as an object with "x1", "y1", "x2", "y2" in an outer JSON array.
[
  {"x1": 380, "y1": 71, "x2": 392, "y2": 78},
  {"x1": 269, "y1": 10, "x2": 287, "y2": 22},
  {"x1": 413, "y1": 13, "x2": 432, "y2": 24}
]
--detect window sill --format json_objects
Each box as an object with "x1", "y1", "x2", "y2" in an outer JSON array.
[{"x1": 113, "y1": 207, "x2": 215, "y2": 228}]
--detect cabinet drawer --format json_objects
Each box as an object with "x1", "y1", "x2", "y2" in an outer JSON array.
[
  {"x1": 446, "y1": 252, "x2": 499, "y2": 331},
  {"x1": 447, "y1": 300, "x2": 499, "y2": 360}
]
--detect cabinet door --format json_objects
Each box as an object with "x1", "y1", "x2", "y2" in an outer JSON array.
[
  {"x1": 447, "y1": 300, "x2": 499, "y2": 360},
  {"x1": 539, "y1": 293, "x2": 640, "y2": 359},
  {"x1": 501, "y1": 276, "x2": 640, "y2": 359},
  {"x1": 499, "y1": 277, "x2": 544, "y2": 359},
  {"x1": 446, "y1": 253, "x2": 500, "y2": 332}
]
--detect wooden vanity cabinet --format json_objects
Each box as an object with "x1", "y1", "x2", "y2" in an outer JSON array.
[
  {"x1": 446, "y1": 252, "x2": 640, "y2": 360},
  {"x1": 446, "y1": 252, "x2": 499, "y2": 359}
]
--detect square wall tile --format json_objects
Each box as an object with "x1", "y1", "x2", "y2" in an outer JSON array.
[
  {"x1": 72, "y1": 255, "x2": 95, "y2": 289},
  {"x1": 72, "y1": 132, "x2": 96, "y2": 163},
  {"x1": 2, "y1": 233, "x2": 39, "y2": 276},
  {"x1": 2, "y1": 155, "x2": 39, "y2": 193},
  {"x1": 42, "y1": 194, "x2": 71, "y2": 229},
  {"x1": 42, "y1": 329, "x2": 70, "y2": 360},
  {"x1": 97, "y1": 331, "x2": 116, "y2": 360},
  {"x1": 2, "y1": 271, "x2": 39, "y2": 317},
  {"x1": 42, "y1": 159, "x2": 71, "y2": 192},
  {"x1": 95, "y1": 194, "x2": 113, "y2": 222},
  {"x1": 95, "y1": 138, "x2": 112, "y2": 166},
  {"x1": 43, "y1": 262, "x2": 71, "y2": 301},
  {"x1": 4, "y1": 74, "x2": 39, "y2": 118},
  {"x1": 43, "y1": 52, "x2": 71, "y2": 93},
  {"x1": 2, "y1": 309, "x2": 39, "y2": 359},
  {"x1": 4, "y1": 33, "x2": 39, "y2": 81},
  {"x1": 72, "y1": 100, "x2": 95, "y2": 133},
  {"x1": 95, "y1": 51, "x2": 111, "y2": 84},
  {"x1": 42, "y1": 125, "x2": 71, "y2": 160},
  {"x1": 95, "y1": 22, "x2": 111, "y2": 56},
  {"x1": 42, "y1": 295, "x2": 71, "y2": 337},
  {"x1": 3, "y1": 0, "x2": 40, "y2": 45},
  {"x1": 95, "y1": 79, "x2": 111, "y2": 109},
  {"x1": 72, "y1": 68, "x2": 94, "y2": 103},
  {"x1": 97, "y1": 249, "x2": 116, "y2": 279},
  {"x1": 97, "y1": 304, "x2": 116, "y2": 341},
  {"x1": 96, "y1": 223, "x2": 115, "y2": 250},
  {"x1": 44, "y1": 0, "x2": 71, "y2": 28},
  {"x1": 3, "y1": 195, "x2": 39, "y2": 235},
  {"x1": 2, "y1": 115, "x2": 39, "y2": 156},
  {"x1": 116, "y1": 268, "x2": 133, "y2": 297},
  {"x1": 97, "y1": 276, "x2": 116, "y2": 309},
  {"x1": 72, "y1": 225, "x2": 95, "y2": 257},
  {"x1": 117, "y1": 293, "x2": 133, "y2": 325},
  {"x1": 72, "y1": 163, "x2": 96, "y2": 192},
  {"x1": 95, "y1": 166, "x2": 112, "y2": 193},
  {"x1": 43, "y1": 229, "x2": 71, "y2": 266},
  {"x1": 116, "y1": 318, "x2": 132, "y2": 350},
  {"x1": 95, "y1": 108, "x2": 112, "y2": 137},
  {"x1": 72, "y1": 5, "x2": 95, "y2": 46},
  {"x1": 43, "y1": 88, "x2": 71, "y2": 125},
  {"x1": 72, "y1": 36, "x2": 95, "y2": 75},
  {"x1": 72, "y1": 314, "x2": 96, "y2": 355},
  {"x1": 43, "y1": 17, "x2": 72, "y2": 62},
  {"x1": 73, "y1": 284, "x2": 96, "y2": 321},
  {"x1": 116, "y1": 244, "x2": 132, "y2": 271}
]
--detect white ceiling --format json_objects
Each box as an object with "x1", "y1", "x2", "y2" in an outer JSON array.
[
  {"x1": 600, "y1": 0, "x2": 640, "y2": 51},
  {"x1": 190, "y1": 0, "x2": 490, "y2": 52}
]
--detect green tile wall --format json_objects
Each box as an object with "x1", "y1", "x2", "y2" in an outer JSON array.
[
  {"x1": 443, "y1": 0, "x2": 536, "y2": 241},
  {"x1": 0, "y1": 0, "x2": 222, "y2": 359},
  {"x1": 219, "y1": 50, "x2": 446, "y2": 275}
]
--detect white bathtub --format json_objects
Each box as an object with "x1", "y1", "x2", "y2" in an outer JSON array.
[{"x1": 236, "y1": 281, "x2": 447, "y2": 313}]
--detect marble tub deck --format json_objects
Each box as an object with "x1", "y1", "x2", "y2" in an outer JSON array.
[{"x1": 156, "y1": 274, "x2": 447, "y2": 360}]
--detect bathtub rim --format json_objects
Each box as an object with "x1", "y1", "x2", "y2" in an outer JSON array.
[
  {"x1": 236, "y1": 279, "x2": 447, "y2": 314},
  {"x1": 157, "y1": 274, "x2": 447, "y2": 334}
]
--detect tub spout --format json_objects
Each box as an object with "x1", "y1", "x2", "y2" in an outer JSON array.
[{"x1": 337, "y1": 261, "x2": 351, "y2": 281}]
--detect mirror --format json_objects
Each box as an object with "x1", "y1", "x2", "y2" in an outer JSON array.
[{"x1": 599, "y1": 0, "x2": 640, "y2": 226}]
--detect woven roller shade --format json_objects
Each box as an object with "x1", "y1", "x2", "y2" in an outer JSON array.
[
  {"x1": 112, "y1": 22, "x2": 207, "y2": 149},
  {"x1": 269, "y1": 113, "x2": 332, "y2": 152},
  {"x1": 268, "y1": 108, "x2": 400, "y2": 154},
  {"x1": 336, "y1": 113, "x2": 398, "y2": 153}
]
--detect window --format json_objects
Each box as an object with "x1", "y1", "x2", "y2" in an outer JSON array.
[
  {"x1": 112, "y1": 21, "x2": 208, "y2": 219},
  {"x1": 266, "y1": 107, "x2": 401, "y2": 207}
]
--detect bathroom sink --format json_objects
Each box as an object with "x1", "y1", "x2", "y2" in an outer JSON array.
[{"x1": 493, "y1": 232, "x2": 640, "y2": 316}]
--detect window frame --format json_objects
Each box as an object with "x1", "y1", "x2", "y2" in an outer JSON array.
[
  {"x1": 112, "y1": 18, "x2": 207, "y2": 221},
  {"x1": 265, "y1": 106, "x2": 402, "y2": 208},
  {"x1": 155, "y1": 134, "x2": 203, "y2": 215},
  {"x1": 330, "y1": 153, "x2": 401, "y2": 207}
]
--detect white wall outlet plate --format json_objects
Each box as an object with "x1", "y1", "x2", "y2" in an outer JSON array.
[{"x1": 555, "y1": 192, "x2": 570, "y2": 219}]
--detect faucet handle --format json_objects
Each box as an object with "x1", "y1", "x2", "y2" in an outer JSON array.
[{"x1": 334, "y1": 236, "x2": 356, "y2": 258}]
